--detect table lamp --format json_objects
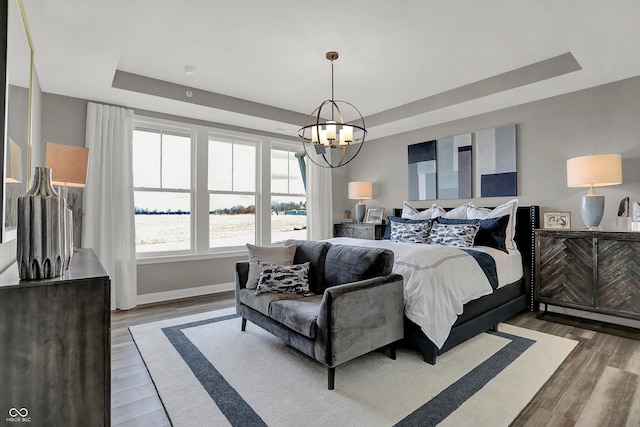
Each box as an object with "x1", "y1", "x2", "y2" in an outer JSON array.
[
  {"x1": 567, "y1": 153, "x2": 622, "y2": 229},
  {"x1": 348, "y1": 181, "x2": 372, "y2": 223},
  {"x1": 45, "y1": 142, "x2": 90, "y2": 249}
]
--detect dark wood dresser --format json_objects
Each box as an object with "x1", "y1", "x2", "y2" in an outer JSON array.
[
  {"x1": 333, "y1": 223, "x2": 386, "y2": 240},
  {"x1": 0, "y1": 249, "x2": 111, "y2": 426},
  {"x1": 535, "y1": 229, "x2": 640, "y2": 322}
]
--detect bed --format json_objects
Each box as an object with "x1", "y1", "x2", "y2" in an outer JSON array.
[{"x1": 329, "y1": 204, "x2": 539, "y2": 364}]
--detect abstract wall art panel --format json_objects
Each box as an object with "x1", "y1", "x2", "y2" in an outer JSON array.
[
  {"x1": 474, "y1": 124, "x2": 517, "y2": 197},
  {"x1": 408, "y1": 140, "x2": 437, "y2": 200},
  {"x1": 437, "y1": 133, "x2": 472, "y2": 199}
]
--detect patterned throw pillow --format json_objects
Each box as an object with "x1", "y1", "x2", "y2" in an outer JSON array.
[
  {"x1": 427, "y1": 223, "x2": 480, "y2": 248},
  {"x1": 390, "y1": 220, "x2": 433, "y2": 243},
  {"x1": 255, "y1": 262, "x2": 310, "y2": 295}
]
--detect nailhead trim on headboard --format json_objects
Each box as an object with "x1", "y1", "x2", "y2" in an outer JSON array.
[{"x1": 529, "y1": 206, "x2": 540, "y2": 311}]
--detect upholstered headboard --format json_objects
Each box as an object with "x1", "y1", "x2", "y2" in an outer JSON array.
[{"x1": 392, "y1": 205, "x2": 540, "y2": 310}]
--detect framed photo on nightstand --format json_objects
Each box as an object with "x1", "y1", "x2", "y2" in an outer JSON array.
[
  {"x1": 365, "y1": 208, "x2": 385, "y2": 224},
  {"x1": 543, "y1": 211, "x2": 571, "y2": 229}
]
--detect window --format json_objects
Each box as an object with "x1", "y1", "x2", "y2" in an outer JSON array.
[
  {"x1": 132, "y1": 117, "x2": 306, "y2": 258},
  {"x1": 270, "y1": 146, "x2": 306, "y2": 244},
  {"x1": 209, "y1": 135, "x2": 257, "y2": 248},
  {"x1": 133, "y1": 126, "x2": 193, "y2": 253}
]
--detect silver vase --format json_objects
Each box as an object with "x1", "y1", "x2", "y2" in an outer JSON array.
[{"x1": 17, "y1": 167, "x2": 66, "y2": 280}]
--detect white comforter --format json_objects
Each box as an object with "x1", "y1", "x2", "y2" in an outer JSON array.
[{"x1": 328, "y1": 237, "x2": 520, "y2": 348}]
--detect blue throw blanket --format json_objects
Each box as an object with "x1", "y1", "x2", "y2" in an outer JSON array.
[{"x1": 461, "y1": 248, "x2": 499, "y2": 290}]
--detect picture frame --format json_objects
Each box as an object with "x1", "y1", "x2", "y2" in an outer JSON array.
[
  {"x1": 365, "y1": 208, "x2": 385, "y2": 224},
  {"x1": 543, "y1": 211, "x2": 571, "y2": 229}
]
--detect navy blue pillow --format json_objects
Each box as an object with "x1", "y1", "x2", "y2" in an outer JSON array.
[
  {"x1": 436, "y1": 215, "x2": 510, "y2": 253},
  {"x1": 383, "y1": 216, "x2": 436, "y2": 240}
]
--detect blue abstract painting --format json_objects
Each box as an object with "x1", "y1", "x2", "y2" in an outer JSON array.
[
  {"x1": 408, "y1": 140, "x2": 437, "y2": 200},
  {"x1": 437, "y1": 133, "x2": 472, "y2": 199},
  {"x1": 474, "y1": 124, "x2": 517, "y2": 197}
]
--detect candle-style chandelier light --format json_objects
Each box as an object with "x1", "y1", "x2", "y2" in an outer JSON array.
[{"x1": 298, "y1": 51, "x2": 367, "y2": 168}]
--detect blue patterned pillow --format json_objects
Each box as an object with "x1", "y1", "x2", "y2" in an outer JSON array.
[
  {"x1": 427, "y1": 223, "x2": 480, "y2": 248},
  {"x1": 383, "y1": 216, "x2": 435, "y2": 240},
  {"x1": 255, "y1": 262, "x2": 310, "y2": 295},
  {"x1": 390, "y1": 220, "x2": 433, "y2": 243}
]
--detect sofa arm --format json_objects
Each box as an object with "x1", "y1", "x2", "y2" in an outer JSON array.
[
  {"x1": 235, "y1": 261, "x2": 250, "y2": 314},
  {"x1": 314, "y1": 274, "x2": 404, "y2": 367}
]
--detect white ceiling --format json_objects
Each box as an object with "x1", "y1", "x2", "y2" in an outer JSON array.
[{"x1": 15, "y1": 0, "x2": 640, "y2": 141}]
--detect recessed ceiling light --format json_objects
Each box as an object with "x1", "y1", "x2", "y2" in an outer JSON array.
[{"x1": 185, "y1": 66, "x2": 196, "y2": 75}]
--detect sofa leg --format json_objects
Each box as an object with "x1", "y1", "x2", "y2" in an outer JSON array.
[
  {"x1": 389, "y1": 344, "x2": 397, "y2": 360},
  {"x1": 328, "y1": 367, "x2": 335, "y2": 390},
  {"x1": 241, "y1": 318, "x2": 247, "y2": 331}
]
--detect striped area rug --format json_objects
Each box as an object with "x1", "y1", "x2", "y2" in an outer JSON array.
[{"x1": 130, "y1": 307, "x2": 577, "y2": 427}]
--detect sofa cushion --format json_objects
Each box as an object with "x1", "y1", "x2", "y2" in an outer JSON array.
[
  {"x1": 255, "y1": 262, "x2": 310, "y2": 295},
  {"x1": 239, "y1": 288, "x2": 305, "y2": 317},
  {"x1": 285, "y1": 239, "x2": 332, "y2": 294},
  {"x1": 323, "y1": 245, "x2": 394, "y2": 289},
  {"x1": 246, "y1": 243, "x2": 297, "y2": 289},
  {"x1": 269, "y1": 295, "x2": 323, "y2": 339}
]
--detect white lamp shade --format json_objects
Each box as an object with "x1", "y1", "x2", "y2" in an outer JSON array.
[
  {"x1": 348, "y1": 181, "x2": 373, "y2": 200},
  {"x1": 567, "y1": 154, "x2": 622, "y2": 188}
]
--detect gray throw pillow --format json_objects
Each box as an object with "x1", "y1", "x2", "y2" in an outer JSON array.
[
  {"x1": 427, "y1": 223, "x2": 480, "y2": 248},
  {"x1": 246, "y1": 243, "x2": 297, "y2": 289},
  {"x1": 255, "y1": 262, "x2": 310, "y2": 295}
]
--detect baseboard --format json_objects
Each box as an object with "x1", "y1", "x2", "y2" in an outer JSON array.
[
  {"x1": 137, "y1": 282, "x2": 235, "y2": 305},
  {"x1": 539, "y1": 303, "x2": 640, "y2": 329}
]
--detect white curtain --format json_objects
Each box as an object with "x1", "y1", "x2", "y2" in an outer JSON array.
[
  {"x1": 306, "y1": 152, "x2": 333, "y2": 240},
  {"x1": 82, "y1": 102, "x2": 137, "y2": 310}
]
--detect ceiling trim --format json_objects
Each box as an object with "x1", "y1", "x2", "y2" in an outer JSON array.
[
  {"x1": 364, "y1": 52, "x2": 582, "y2": 128},
  {"x1": 112, "y1": 70, "x2": 309, "y2": 127}
]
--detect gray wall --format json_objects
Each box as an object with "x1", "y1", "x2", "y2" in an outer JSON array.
[
  {"x1": 40, "y1": 92, "x2": 87, "y2": 150},
  {"x1": 25, "y1": 74, "x2": 640, "y2": 299},
  {"x1": 337, "y1": 75, "x2": 640, "y2": 231}
]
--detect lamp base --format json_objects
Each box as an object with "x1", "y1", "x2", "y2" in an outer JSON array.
[
  {"x1": 580, "y1": 194, "x2": 605, "y2": 229},
  {"x1": 355, "y1": 203, "x2": 366, "y2": 224}
]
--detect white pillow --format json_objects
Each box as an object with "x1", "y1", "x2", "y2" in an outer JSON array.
[
  {"x1": 246, "y1": 243, "x2": 297, "y2": 289},
  {"x1": 441, "y1": 203, "x2": 474, "y2": 219},
  {"x1": 401, "y1": 201, "x2": 446, "y2": 219},
  {"x1": 466, "y1": 199, "x2": 519, "y2": 249}
]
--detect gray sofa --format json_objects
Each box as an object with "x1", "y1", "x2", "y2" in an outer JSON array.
[{"x1": 235, "y1": 239, "x2": 404, "y2": 390}]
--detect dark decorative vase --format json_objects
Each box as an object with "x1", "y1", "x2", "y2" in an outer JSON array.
[{"x1": 17, "y1": 167, "x2": 67, "y2": 280}]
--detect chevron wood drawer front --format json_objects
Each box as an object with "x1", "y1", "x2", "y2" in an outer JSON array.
[
  {"x1": 597, "y1": 238, "x2": 640, "y2": 318},
  {"x1": 535, "y1": 229, "x2": 640, "y2": 321},
  {"x1": 537, "y1": 233, "x2": 594, "y2": 306}
]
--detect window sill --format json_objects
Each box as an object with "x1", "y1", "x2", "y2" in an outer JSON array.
[{"x1": 136, "y1": 249, "x2": 247, "y2": 265}]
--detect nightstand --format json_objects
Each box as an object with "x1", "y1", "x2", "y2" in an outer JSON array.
[
  {"x1": 535, "y1": 229, "x2": 640, "y2": 321},
  {"x1": 333, "y1": 223, "x2": 386, "y2": 240}
]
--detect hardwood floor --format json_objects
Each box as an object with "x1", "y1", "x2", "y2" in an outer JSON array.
[
  {"x1": 111, "y1": 292, "x2": 235, "y2": 427},
  {"x1": 111, "y1": 293, "x2": 640, "y2": 426}
]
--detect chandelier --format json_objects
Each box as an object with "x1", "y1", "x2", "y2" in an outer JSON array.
[{"x1": 298, "y1": 51, "x2": 367, "y2": 168}]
